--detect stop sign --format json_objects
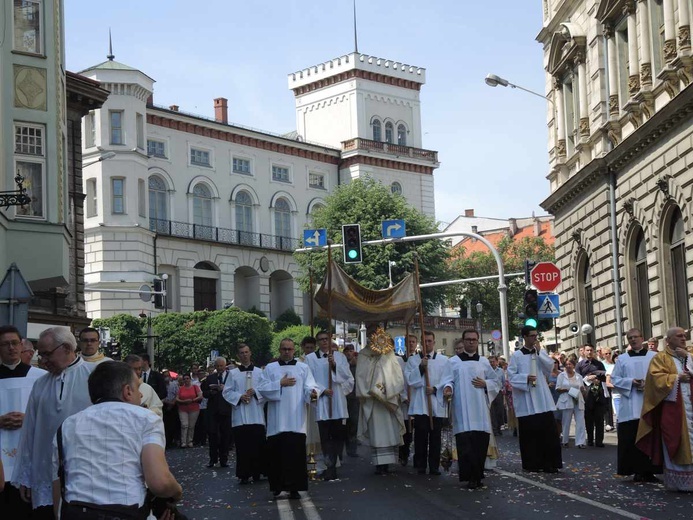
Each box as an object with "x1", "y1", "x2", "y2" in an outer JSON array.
[{"x1": 530, "y1": 262, "x2": 562, "y2": 292}]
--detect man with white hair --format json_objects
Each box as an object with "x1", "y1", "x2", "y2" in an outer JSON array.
[
  {"x1": 12, "y1": 327, "x2": 95, "y2": 519},
  {"x1": 20, "y1": 339, "x2": 35, "y2": 366}
]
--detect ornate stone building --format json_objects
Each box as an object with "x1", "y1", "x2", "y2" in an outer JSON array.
[
  {"x1": 538, "y1": 0, "x2": 693, "y2": 349},
  {"x1": 79, "y1": 51, "x2": 439, "y2": 321}
]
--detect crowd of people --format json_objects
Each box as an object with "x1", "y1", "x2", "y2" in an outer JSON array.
[{"x1": 0, "y1": 321, "x2": 691, "y2": 518}]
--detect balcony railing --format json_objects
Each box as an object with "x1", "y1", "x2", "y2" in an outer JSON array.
[
  {"x1": 150, "y1": 218, "x2": 299, "y2": 252},
  {"x1": 388, "y1": 316, "x2": 477, "y2": 331},
  {"x1": 342, "y1": 137, "x2": 438, "y2": 163}
]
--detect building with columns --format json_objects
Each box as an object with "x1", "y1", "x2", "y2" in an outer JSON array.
[
  {"x1": 79, "y1": 51, "x2": 439, "y2": 321},
  {"x1": 538, "y1": 0, "x2": 693, "y2": 349}
]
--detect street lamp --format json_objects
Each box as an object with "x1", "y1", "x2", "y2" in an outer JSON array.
[
  {"x1": 388, "y1": 260, "x2": 396, "y2": 288},
  {"x1": 484, "y1": 73, "x2": 555, "y2": 106},
  {"x1": 476, "y1": 302, "x2": 483, "y2": 355},
  {"x1": 83, "y1": 151, "x2": 116, "y2": 168}
]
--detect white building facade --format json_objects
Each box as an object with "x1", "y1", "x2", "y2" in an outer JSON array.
[
  {"x1": 539, "y1": 0, "x2": 693, "y2": 349},
  {"x1": 80, "y1": 52, "x2": 439, "y2": 321}
]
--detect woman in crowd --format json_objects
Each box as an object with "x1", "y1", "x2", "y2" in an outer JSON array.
[
  {"x1": 548, "y1": 357, "x2": 563, "y2": 433},
  {"x1": 556, "y1": 357, "x2": 586, "y2": 448},
  {"x1": 176, "y1": 373, "x2": 203, "y2": 448}
]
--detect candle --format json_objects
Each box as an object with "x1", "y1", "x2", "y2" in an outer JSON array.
[
  {"x1": 245, "y1": 371, "x2": 253, "y2": 391},
  {"x1": 530, "y1": 354, "x2": 537, "y2": 387}
]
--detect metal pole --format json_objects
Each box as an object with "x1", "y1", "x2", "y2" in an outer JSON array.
[
  {"x1": 146, "y1": 313, "x2": 155, "y2": 368},
  {"x1": 9, "y1": 265, "x2": 15, "y2": 325}
]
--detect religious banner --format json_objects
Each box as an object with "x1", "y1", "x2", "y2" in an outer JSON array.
[{"x1": 314, "y1": 260, "x2": 418, "y2": 323}]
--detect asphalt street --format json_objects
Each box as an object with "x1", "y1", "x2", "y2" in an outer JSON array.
[{"x1": 167, "y1": 428, "x2": 690, "y2": 520}]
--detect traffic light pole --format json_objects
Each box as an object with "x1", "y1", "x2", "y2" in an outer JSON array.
[{"x1": 297, "y1": 231, "x2": 513, "y2": 360}]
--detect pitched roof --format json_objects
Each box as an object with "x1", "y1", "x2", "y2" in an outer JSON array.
[{"x1": 451, "y1": 220, "x2": 554, "y2": 257}]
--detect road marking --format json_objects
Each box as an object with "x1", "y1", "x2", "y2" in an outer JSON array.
[
  {"x1": 300, "y1": 494, "x2": 322, "y2": 520},
  {"x1": 494, "y1": 469, "x2": 650, "y2": 520},
  {"x1": 276, "y1": 496, "x2": 296, "y2": 520}
]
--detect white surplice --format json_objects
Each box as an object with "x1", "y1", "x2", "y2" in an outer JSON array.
[
  {"x1": 507, "y1": 349, "x2": 556, "y2": 417},
  {"x1": 396, "y1": 356, "x2": 411, "y2": 420},
  {"x1": 12, "y1": 358, "x2": 95, "y2": 508},
  {"x1": 257, "y1": 360, "x2": 318, "y2": 436},
  {"x1": 0, "y1": 366, "x2": 46, "y2": 483},
  {"x1": 405, "y1": 352, "x2": 450, "y2": 417},
  {"x1": 223, "y1": 367, "x2": 266, "y2": 427},
  {"x1": 305, "y1": 350, "x2": 354, "y2": 421},
  {"x1": 610, "y1": 350, "x2": 656, "y2": 422},
  {"x1": 445, "y1": 355, "x2": 499, "y2": 434}
]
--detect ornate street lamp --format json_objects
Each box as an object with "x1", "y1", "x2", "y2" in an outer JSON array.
[{"x1": 0, "y1": 173, "x2": 32, "y2": 209}]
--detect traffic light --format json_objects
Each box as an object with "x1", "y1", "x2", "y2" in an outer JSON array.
[
  {"x1": 537, "y1": 318, "x2": 554, "y2": 332},
  {"x1": 342, "y1": 224, "x2": 363, "y2": 264},
  {"x1": 523, "y1": 289, "x2": 538, "y2": 327},
  {"x1": 524, "y1": 259, "x2": 537, "y2": 286},
  {"x1": 107, "y1": 340, "x2": 121, "y2": 360},
  {"x1": 153, "y1": 278, "x2": 164, "y2": 309}
]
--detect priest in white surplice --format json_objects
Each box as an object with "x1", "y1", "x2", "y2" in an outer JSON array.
[
  {"x1": 0, "y1": 325, "x2": 46, "y2": 518},
  {"x1": 77, "y1": 327, "x2": 112, "y2": 365},
  {"x1": 356, "y1": 327, "x2": 405, "y2": 475},
  {"x1": 257, "y1": 338, "x2": 318, "y2": 499},
  {"x1": 507, "y1": 325, "x2": 562, "y2": 473},
  {"x1": 443, "y1": 332, "x2": 499, "y2": 489},
  {"x1": 405, "y1": 331, "x2": 450, "y2": 475},
  {"x1": 222, "y1": 344, "x2": 267, "y2": 485},
  {"x1": 12, "y1": 327, "x2": 95, "y2": 519},
  {"x1": 611, "y1": 328, "x2": 660, "y2": 481},
  {"x1": 305, "y1": 331, "x2": 354, "y2": 481}
]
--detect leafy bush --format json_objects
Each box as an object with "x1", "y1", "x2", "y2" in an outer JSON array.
[
  {"x1": 271, "y1": 325, "x2": 313, "y2": 359},
  {"x1": 91, "y1": 314, "x2": 145, "y2": 356},
  {"x1": 273, "y1": 308, "x2": 302, "y2": 333}
]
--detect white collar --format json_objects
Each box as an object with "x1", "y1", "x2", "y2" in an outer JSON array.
[{"x1": 1, "y1": 360, "x2": 21, "y2": 370}]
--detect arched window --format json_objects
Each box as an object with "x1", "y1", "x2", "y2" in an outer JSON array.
[
  {"x1": 397, "y1": 124, "x2": 407, "y2": 146},
  {"x1": 372, "y1": 119, "x2": 382, "y2": 142},
  {"x1": 391, "y1": 182, "x2": 402, "y2": 195},
  {"x1": 274, "y1": 198, "x2": 291, "y2": 238},
  {"x1": 668, "y1": 208, "x2": 690, "y2": 328},
  {"x1": 385, "y1": 122, "x2": 394, "y2": 144},
  {"x1": 235, "y1": 190, "x2": 253, "y2": 245},
  {"x1": 629, "y1": 227, "x2": 652, "y2": 339},
  {"x1": 148, "y1": 176, "x2": 167, "y2": 232},
  {"x1": 192, "y1": 183, "x2": 212, "y2": 239},
  {"x1": 577, "y1": 253, "x2": 596, "y2": 345}
]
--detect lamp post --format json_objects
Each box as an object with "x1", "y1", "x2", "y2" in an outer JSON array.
[
  {"x1": 484, "y1": 74, "x2": 555, "y2": 106},
  {"x1": 83, "y1": 151, "x2": 116, "y2": 168},
  {"x1": 476, "y1": 302, "x2": 483, "y2": 356},
  {"x1": 388, "y1": 260, "x2": 396, "y2": 288}
]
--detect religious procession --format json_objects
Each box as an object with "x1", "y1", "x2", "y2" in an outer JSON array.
[{"x1": 1, "y1": 260, "x2": 692, "y2": 520}]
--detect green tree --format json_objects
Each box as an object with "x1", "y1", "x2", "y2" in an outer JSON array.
[
  {"x1": 449, "y1": 236, "x2": 555, "y2": 338},
  {"x1": 91, "y1": 314, "x2": 145, "y2": 356},
  {"x1": 271, "y1": 325, "x2": 313, "y2": 359},
  {"x1": 295, "y1": 178, "x2": 450, "y2": 313},
  {"x1": 273, "y1": 308, "x2": 302, "y2": 333}
]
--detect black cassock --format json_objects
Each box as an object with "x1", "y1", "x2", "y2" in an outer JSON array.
[{"x1": 266, "y1": 432, "x2": 308, "y2": 492}]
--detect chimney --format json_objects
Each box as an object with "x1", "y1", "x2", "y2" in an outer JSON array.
[
  {"x1": 146, "y1": 94, "x2": 153, "y2": 105},
  {"x1": 534, "y1": 218, "x2": 541, "y2": 237},
  {"x1": 508, "y1": 218, "x2": 518, "y2": 236},
  {"x1": 464, "y1": 209, "x2": 475, "y2": 217},
  {"x1": 169, "y1": 105, "x2": 179, "y2": 112},
  {"x1": 214, "y1": 97, "x2": 228, "y2": 124}
]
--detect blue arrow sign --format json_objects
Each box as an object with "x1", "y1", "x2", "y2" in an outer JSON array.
[
  {"x1": 537, "y1": 293, "x2": 560, "y2": 318},
  {"x1": 394, "y1": 336, "x2": 406, "y2": 356},
  {"x1": 303, "y1": 228, "x2": 327, "y2": 248},
  {"x1": 382, "y1": 219, "x2": 406, "y2": 239}
]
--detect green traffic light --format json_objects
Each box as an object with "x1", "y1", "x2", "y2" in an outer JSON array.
[
  {"x1": 524, "y1": 317, "x2": 538, "y2": 328},
  {"x1": 348, "y1": 249, "x2": 358, "y2": 259}
]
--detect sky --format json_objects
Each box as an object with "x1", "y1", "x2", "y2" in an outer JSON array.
[{"x1": 65, "y1": 0, "x2": 550, "y2": 228}]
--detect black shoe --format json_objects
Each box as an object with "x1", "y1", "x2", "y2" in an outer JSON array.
[
  {"x1": 544, "y1": 468, "x2": 559, "y2": 474},
  {"x1": 220, "y1": 462, "x2": 229, "y2": 468},
  {"x1": 417, "y1": 468, "x2": 426, "y2": 475},
  {"x1": 467, "y1": 481, "x2": 482, "y2": 490},
  {"x1": 273, "y1": 491, "x2": 281, "y2": 499},
  {"x1": 512, "y1": 429, "x2": 518, "y2": 437},
  {"x1": 587, "y1": 441, "x2": 594, "y2": 446},
  {"x1": 643, "y1": 473, "x2": 660, "y2": 483},
  {"x1": 239, "y1": 478, "x2": 250, "y2": 485},
  {"x1": 595, "y1": 443, "x2": 605, "y2": 448},
  {"x1": 289, "y1": 491, "x2": 301, "y2": 500},
  {"x1": 207, "y1": 461, "x2": 216, "y2": 468},
  {"x1": 429, "y1": 470, "x2": 441, "y2": 476},
  {"x1": 633, "y1": 474, "x2": 644, "y2": 483}
]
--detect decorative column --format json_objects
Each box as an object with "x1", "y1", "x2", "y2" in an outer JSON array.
[
  {"x1": 679, "y1": 0, "x2": 691, "y2": 51},
  {"x1": 637, "y1": 0, "x2": 652, "y2": 87},
  {"x1": 663, "y1": 0, "x2": 677, "y2": 62},
  {"x1": 626, "y1": 1, "x2": 641, "y2": 97},
  {"x1": 604, "y1": 23, "x2": 620, "y2": 117},
  {"x1": 554, "y1": 77, "x2": 567, "y2": 157},
  {"x1": 576, "y1": 52, "x2": 590, "y2": 138}
]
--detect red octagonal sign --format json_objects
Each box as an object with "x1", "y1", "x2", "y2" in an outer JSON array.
[{"x1": 530, "y1": 262, "x2": 562, "y2": 292}]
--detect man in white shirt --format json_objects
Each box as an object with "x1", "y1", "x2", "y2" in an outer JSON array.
[
  {"x1": 258, "y1": 338, "x2": 318, "y2": 499},
  {"x1": 0, "y1": 325, "x2": 46, "y2": 518},
  {"x1": 507, "y1": 325, "x2": 562, "y2": 473},
  {"x1": 405, "y1": 331, "x2": 450, "y2": 476},
  {"x1": 223, "y1": 344, "x2": 266, "y2": 485},
  {"x1": 124, "y1": 354, "x2": 164, "y2": 418},
  {"x1": 13, "y1": 327, "x2": 95, "y2": 520},
  {"x1": 443, "y1": 332, "x2": 499, "y2": 489},
  {"x1": 51, "y1": 360, "x2": 182, "y2": 519},
  {"x1": 611, "y1": 328, "x2": 659, "y2": 482},
  {"x1": 78, "y1": 327, "x2": 112, "y2": 365},
  {"x1": 305, "y1": 331, "x2": 354, "y2": 481}
]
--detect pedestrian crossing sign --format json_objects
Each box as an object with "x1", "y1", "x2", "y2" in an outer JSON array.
[{"x1": 537, "y1": 293, "x2": 560, "y2": 318}]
